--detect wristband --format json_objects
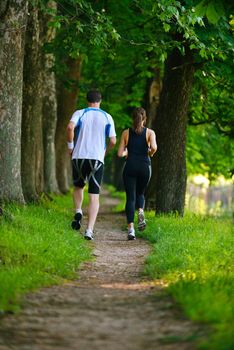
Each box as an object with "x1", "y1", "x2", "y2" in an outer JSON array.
[{"x1": 67, "y1": 141, "x2": 74, "y2": 150}]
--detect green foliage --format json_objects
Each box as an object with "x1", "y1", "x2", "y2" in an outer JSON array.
[
  {"x1": 195, "y1": 0, "x2": 225, "y2": 24},
  {"x1": 0, "y1": 192, "x2": 91, "y2": 312},
  {"x1": 187, "y1": 124, "x2": 234, "y2": 179},
  {"x1": 43, "y1": 0, "x2": 120, "y2": 77},
  {"x1": 139, "y1": 212, "x2": 234, "y2": 349},
  {"x1": 43, "y1": 0, "x2": 234, "y2": 180},
  {"x1": 187, "y1": 61, "x2": 234, "y2": 179}
]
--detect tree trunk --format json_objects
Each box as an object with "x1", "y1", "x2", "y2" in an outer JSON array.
[
  {"x1": 21, "y1": 2, "x2": 44, "y2": 202},
  {"x1": 55, "y1": 58, "x2": 82, "y2": 193},
  {"x1": 0, "y1": 0, "x2": 27, "y2": 203},
  {"x1": 145, "y1": 69, "x2": 161, "y2": 209},
  {"x1": 154, "y1": 47, "x2": 195, "y2": 215},
  {"x1": 41, "y1": 1, "x2": 59, "y2": 194},
  {"x1": 145, "y1": 69, "x2": 161, "y2": 128}
]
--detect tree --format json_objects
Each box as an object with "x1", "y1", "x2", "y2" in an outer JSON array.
[
  {"x1": 154, "y1": 45, "x2": 195, "y2": 214},
  {"x1": 141, "y1": 0, "x2": 234, "y2": 214},
  {"x1": 55, "y1": 58, "x2": 82, "y2": 193},
  {"x1": 41, "y1": 1, "x2": 59, "y2": 194},
  {"x1": 21, "y1": 1, "x2": 44, "y2": 202},
  {"x1": 82, "y1": 0, "x2": 233, "y2": 214},
  {"x1": 45, "y1": 0, "x2": 120, "y2": 192},
  {"x1": 0, "y1": 0, "x2": 28, "y2": 203}
]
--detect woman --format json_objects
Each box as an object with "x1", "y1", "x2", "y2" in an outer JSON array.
[{"x1": 118, "y1": 107, "x2": 157, "y2": 240}]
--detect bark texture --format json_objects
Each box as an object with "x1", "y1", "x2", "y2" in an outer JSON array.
[
  {"x1": 0, "y1": 0, "x2": 27, "y2": 203},
  {"x1": 55, "y1": 59, "x2": 82, "y2": 193},
  {"x1": 41, "y1": 1, "x2": 58, "y2": 194},
  {"x1": 154, "y1": 47, "x2": 195, "y2": 215},
  {"x1": 21, "y1": 2, "x2": 44, "y2": 202}
]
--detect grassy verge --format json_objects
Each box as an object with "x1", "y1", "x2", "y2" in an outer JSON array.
[
  {"x1": 0, "y1": 191, "x2": 91, "y2": 313},
  {"x1": 138, "y1": 212, "x2": 233, "y2": 350}
]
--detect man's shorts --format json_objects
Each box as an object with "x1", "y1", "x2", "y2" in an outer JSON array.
[{"x1": 72, "y1": 159, "x2": 104, "y2": 194}]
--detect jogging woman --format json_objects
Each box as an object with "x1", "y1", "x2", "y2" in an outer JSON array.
[{"x1": 118, "y1": 107, "x2": 157, "y2": 240}]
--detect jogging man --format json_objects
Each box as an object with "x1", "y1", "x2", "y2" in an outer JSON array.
[{"x1": 67, "y1": 90, "x2": 116, "y2": 240}]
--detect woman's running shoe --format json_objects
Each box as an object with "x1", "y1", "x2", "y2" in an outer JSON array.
[
  {"x1": 138, "y1": 210, "x2": 146, "y2": 231},
  {"x1": 128, "y1": 228, "x2": 136, "y2": 240}
]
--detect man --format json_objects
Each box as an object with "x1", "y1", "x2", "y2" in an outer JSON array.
[{"x1": 67, "y1": 90, "x2": 116, "y2": 240}]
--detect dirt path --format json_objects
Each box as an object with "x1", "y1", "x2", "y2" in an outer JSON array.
[{"x1": 0, "y1": 192, "x2": 200, "y2": 350}]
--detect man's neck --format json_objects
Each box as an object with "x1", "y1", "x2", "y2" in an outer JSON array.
[{"x1": 88, "y1": 102, "x2": 100, "y2": 108}]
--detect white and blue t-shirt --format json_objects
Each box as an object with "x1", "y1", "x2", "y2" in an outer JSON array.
[{"x1": 70, "y1": 107, "x2": 116, "y2": 163}]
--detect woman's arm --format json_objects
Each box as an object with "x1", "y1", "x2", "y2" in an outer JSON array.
[
  {"x1": 117, "y1": 130, "x2": 128, "y2": 157},
  {"x1": 148, "y1": 129, "x2": 157, "y2": 157}
]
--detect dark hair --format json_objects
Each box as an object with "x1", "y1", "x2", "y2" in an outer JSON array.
[
  {"x1": 132, "y1": 107, "x2": 147, "y2": 134},
  {"x1": 86, "y1": 90, "x2": 102, "y2": 103}
]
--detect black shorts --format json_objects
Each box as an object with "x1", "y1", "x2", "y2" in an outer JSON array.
[{"x1": 72, "y1": 159, "x2": 104, "y2": 194}]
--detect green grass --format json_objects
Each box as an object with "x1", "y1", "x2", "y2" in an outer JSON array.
[
  {"x1": 0, "y1": 191, "x2": 91, "y2": 313},
  {"x1": 138, "y1": 212, "x2": 234, "y2": 350}
]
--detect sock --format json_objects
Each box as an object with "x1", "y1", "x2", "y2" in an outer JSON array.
[
  {"x1": 76, "y1": 208, "x2": 83, "y2": 215},
  {"x1": 86, "y1": 228, "x2": 93, "y2": 234}
]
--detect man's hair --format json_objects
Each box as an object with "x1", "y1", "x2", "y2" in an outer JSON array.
[{"x1": 86, "y1": 90, "x2": 102, "y2": 103}]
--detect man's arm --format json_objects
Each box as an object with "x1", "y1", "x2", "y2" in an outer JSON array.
[
  {"x1": 105, "y1": 136, "x2": 117, "y2": 157},
  {"x1": 67, "y1": 121, "x2": 75, "y2": 155}
]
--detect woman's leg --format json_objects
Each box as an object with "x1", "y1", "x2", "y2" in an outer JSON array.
[
  {"x1": 135, "y1": 164, "x2": 151, "y2": 231},
  {"x1": 123, "y1": 165, "x2": 136, "y2": 226},
  {"x1": 136, "y1": 164, "x2": 151, "y2": 209}
]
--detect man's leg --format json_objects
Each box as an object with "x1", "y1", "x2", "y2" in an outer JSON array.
[
  {"x1": 83, "y1": 160, "x2": 104, "y2": 240},
  {"x1": 87, "y1": 193, "x2": 99, "y2": 231},
  {"x1": 71, "y1": 186, "x2": 84, "y2": 230},
  {"x1": 73, "y1": 186, "x2": 84, "y2": 212}
]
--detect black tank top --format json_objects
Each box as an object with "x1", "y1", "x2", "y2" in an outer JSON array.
[{"x1": 127, "y1": 127, "x2": 150, "y2": 164}]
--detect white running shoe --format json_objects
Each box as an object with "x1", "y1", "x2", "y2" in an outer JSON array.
[
  {"x1": 84, "y1": 229, "x2": 94, "y2": 240},
  {"x1": 138, "y1": 210, "x2": 146, "y2": 231},
  {"x1": 128, "y1": 228, "x2": 136, "y2": 241}
]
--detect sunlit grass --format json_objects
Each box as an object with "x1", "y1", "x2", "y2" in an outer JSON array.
[
  {"x1": 138, "y1": 212, "x2": 234, "y2": 350},
  {"x1": 0, "y1": 191, "x2": 91, "y2": 313}
]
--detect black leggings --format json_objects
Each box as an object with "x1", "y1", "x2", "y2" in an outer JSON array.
[{"x1": 123, "y1": 160, "x2": 151, "y2": 223}]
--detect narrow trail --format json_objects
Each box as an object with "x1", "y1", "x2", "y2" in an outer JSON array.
[{"x1": 0, "y1": 192, "x2": 200, "y2": 350}]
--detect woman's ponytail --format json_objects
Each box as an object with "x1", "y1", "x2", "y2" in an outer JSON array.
[{"x1": 132, "y1": 107, "x2": 147, "y2": 134}]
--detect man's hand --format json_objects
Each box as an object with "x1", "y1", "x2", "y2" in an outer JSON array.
[
  {"x1": 105, "y1": 136, "x2": 116, "y2": 157},
  {"x1": 68, "y1": 148, "x2": 73, "y2": 157}
]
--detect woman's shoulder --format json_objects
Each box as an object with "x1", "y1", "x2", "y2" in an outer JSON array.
[
  {"x1": 147, "y1": 128, "x2": 155, "y2": 135},
  {"x1": 122, "y1": 128, "x2": 130, "y2": 135}
]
